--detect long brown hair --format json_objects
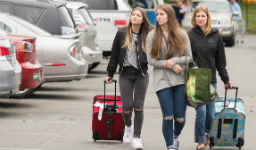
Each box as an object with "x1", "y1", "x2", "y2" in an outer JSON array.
[
  {"x1": 122, "y1": 7, "x2": 151, "y2": 53},
  {"x1": 151, "y1": 4, "x2": 185, "y2": 59},
  {"x1": 191, "y1": 6, "x2": 212, "y2": 36}
]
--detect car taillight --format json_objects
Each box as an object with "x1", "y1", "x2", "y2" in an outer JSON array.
[
  {"x1": 115, "y1": 19, "x2": 127, "y2": 26},
  {"x1": 72, "y1": 47, "x2": 77, "y2": 57},
  {"x1": 0, "y1": 46, "x2": 9, "y2": 56},
  {"x1": 77, "y1": 24, "x2": 86, "y2": 29},
  {"x1": 15, "y1": 41, "x2": 33, "y2": 52}
]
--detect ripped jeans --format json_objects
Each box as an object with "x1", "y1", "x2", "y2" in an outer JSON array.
[{"x1": 156, "y1": 85, "x2": 186, "y2": 147}]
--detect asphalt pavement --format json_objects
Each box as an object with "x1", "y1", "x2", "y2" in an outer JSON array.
[{"x1": 0, "y1": 34, "x2": 255, "y2": 150}]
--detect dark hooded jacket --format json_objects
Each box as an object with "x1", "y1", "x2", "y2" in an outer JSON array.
[
  {"x1": 107, "y1": 27, "x2": 148, "y2": 78},
  {"x1": 187, "y1": 26, "x2": 229, "y2": 83}
]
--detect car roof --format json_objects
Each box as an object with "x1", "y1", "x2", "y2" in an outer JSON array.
[
  {"x1": 191, "y1": 0, "x2": 229, "y2": 3},
  {"x1": 65, "y1": 1, "x2": 88, "y2": 10},
  {"x1": 0, "y1": 0, "x2": 65, "y2": 8}
]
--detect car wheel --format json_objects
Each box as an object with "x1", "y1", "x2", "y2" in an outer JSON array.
[
  {"x1": 10, "y1": 87, "x2": 37, "y2": 98},
  {"x1": 225, "y1": 35, "x2": 235, "y2": 47}
]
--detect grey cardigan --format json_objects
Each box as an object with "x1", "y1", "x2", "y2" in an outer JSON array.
[{"x1": 146, "y1": 28, "x2": 192, "y2": 92}]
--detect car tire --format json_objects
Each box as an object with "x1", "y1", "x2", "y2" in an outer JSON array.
[
  {"x1": 10, "y1": 87, "x2": 37, "y2": 98},
  {"x1": 225, "y1": 35, "x2": 235, "y2": 47}
]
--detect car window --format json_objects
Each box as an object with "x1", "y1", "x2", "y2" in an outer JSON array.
[
  {"x1": 125, "y1": 0, "x2": 155, "y2": 9},
  {"x1": 9, "y1": 16, "x2": 51, "y2": 36},
  {"x1": 69, "y1": 0, "x2": 118, "y2": 10},
  {"x1": 57, "y1": 6, "x2": 76, "y2": 28},
  {"x1": 0, "y1": 3, "x2": 11, "y2": 13},
  {"x1": 78, "y1": 7, "x2": 94, "y2": 25},
  {"x1": 0, "y1": 21, "x2": 12, "y2": 33},
  {"x1": 190, "y1": 1, "x2": 231, "y2": 13},
  {"x1": 13, "y1": 5, "x2": 44, "y2": 24}
]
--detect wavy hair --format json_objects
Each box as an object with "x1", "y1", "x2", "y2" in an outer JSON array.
[
  {"x1": 150, "y1": 4, "x2": 185, "y2": 59},
  {"x1": 191, "y1": 6, "x2": 212, "y2": 36},
  {"x1": 122, "y1": 7, "x2": 151, "y2": 53}
]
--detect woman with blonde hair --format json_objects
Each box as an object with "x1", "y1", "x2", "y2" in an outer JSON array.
[
  {"x1": 187, "y1": 6, "x2": 232, "y2": 150},
  {"x1": 106, "y1": 7, "x2": 151, "y2": 150},
  {"x1": 146, "y1": 4, "x2": 192, "y2": 150}
]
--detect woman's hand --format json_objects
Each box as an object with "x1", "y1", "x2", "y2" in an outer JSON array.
[
  {"x1": 225, "y1": 81, "x2": 232, "y2": 89},
  {"x1": 165, "y1": 59, "x2": 174, "y2": 69},
  {"x1": 106, "y1": 76, "x2": 113, "y2": 84},
  {"x1": 173, "y1": 64, "x2": 183, "y2": 74}
]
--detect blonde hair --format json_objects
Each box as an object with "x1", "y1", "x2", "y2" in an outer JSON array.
[
  {"x1": 151, "y1": 4, "x2": 185, "y2": 59},
  {"x1": 191, "y1": 6, "x2": 212, "y2": 36},
  {"x1": 122, "y1": 7, "x2": 151, "y2": 53}
]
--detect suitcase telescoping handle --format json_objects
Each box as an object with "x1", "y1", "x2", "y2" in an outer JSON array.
[
  {"x1": 224, "y1": 86, "x2": 239, "y2": 109},
  {"x1": 103, "y1": 79, "x2": 117, "y2": 110}
]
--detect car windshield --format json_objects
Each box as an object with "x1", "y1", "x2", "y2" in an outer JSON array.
[
  {"x1": 9, "y1": 16, "x2": 51, "y2": 36},
  {"x1": 190, "y1": 1, "x2": 231, "y2": 13},
  {"x1": 78, "y1": 7, "x2": 94, "y2": 25},
  {"x1": 125, "y1": 0, "x2": 155, "y2": 9}
]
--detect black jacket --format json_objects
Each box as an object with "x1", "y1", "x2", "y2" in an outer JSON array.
[
  {"x1": 187, "y1": 27, "x2": 229, "y2": 83},
  {"x1": 107, "y1": 27, "x2": 148, "y2": 78}
]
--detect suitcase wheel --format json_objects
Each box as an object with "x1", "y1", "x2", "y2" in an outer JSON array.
[
  {"x1": 237, "y1": 137, "x2": 244, "y2": 149},
  {"x1": 118, "y1": 132, "x2": 124, "y2": 142},
  {"x1": 93, "y1": 132, "x2": 98, "y2": 142},
  {"x1": 209, "y1": 137, "x2": 214, "y2": 149}
]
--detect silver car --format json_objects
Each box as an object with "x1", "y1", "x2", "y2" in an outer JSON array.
[
  {"x1": 0, "y1": 13, "x2": 88, "y2": 82},
  {"x1": 65, "y1": 1, "x2": 102, "y2": 71},
  {"x1": 182, "y1": 0, "x2": 236, "y2": 47},
  {"x1": 0, "y1": 35, "x2": 21, "y2": 97}
]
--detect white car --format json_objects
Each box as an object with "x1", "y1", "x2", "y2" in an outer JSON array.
[
  {"x1": 0, "y1": 13, "x2": 88, "y2": 82},
  {"x1": 0, "y1": 36, "x2": 21, "y2": 97},
  {"x1": 65, "y1": 1, "x2": 103, "y2": 71},
  {"x1": 67, "y1": 0, "x2": 131, "y2": 56},
  {"x1": 182, "y1": 0, "x2": 236, "y2": 47}
]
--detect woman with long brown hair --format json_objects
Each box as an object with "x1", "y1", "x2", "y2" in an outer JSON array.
[
  {"x1": 106, "y1": 7, "x2": 151, "y2": 149},
  {"x1": 146, "y1": 4, "x2": 192, "y2": 150},
  {"x1": 188, "y1": 6, "x2": 231, "y2": 150}
]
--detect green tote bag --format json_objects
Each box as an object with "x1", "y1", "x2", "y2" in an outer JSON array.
[{"x1": 185, "y1": 61, "x2": 218, "y2": 108}]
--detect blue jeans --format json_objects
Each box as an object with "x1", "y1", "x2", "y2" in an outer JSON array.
[
  {"x1": 195, "y1": 83, "x2": 217, "y2": 143},
  {"x1": 156, "y1": 85, "x2": 186, "y2": 147}
]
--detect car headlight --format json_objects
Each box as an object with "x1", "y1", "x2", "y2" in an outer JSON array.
[{"x1": 221, "y1": 18, "x2": 231, "y2": 26}]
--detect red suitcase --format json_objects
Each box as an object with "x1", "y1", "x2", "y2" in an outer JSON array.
[{"x1": 92, "y1": 80, "x2": 124, "y2": 142}]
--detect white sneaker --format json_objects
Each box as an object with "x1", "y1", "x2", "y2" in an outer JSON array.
[
  {"x1": 123, "y1": 125, "x2": 133, "y2": 143},
  {"x1": 167, "y1": 145, "x2": 176, "y2": 150},
  {"x1": 131, "y1": 138, "x2": 143, "y2": 149},
  {"x1": 173, "y1": 138, "x2": 179, "y2": 150}
]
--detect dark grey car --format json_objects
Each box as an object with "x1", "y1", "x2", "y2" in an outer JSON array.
[{"x1": 0, "y1": 0, "x2": 77, "y2": 35}]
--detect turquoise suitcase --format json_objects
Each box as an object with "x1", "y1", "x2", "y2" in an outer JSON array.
[{"x1": 209, "y1": 87, "x2": 245, "y2": 149}]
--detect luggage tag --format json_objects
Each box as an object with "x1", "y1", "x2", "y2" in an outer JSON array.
[{"x1": 94, "y1": 101, "x2": 104, "y2": 121}]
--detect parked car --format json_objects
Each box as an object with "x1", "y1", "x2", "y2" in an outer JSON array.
[
  {"x1": 182, "y1": 0, "x2": 236, "y2": 47},
  {"x1": 0, "y1": 32, "x2": 43, "y2": 98},
  {"x1": 0, "y1": 13, "x2": 88, "y2": 82},
  {"x1": 0, "y1": 35, "x2": 21, "y2": 97},
  {"x1": 0, "y1": 0, "x2": 99, "y2": 71},
  {"x1": 67, "y1": 0, "x2": 131, "y2": 56},
  {"x1": 124, "y1": 0, "x2": 164, "y2": 25},
  {"x1": 65, "y1": 1, "x2": 102, "y2": 71},
  {"x1": 0, "y1": 0, "x2": 77, "y2": 36}
]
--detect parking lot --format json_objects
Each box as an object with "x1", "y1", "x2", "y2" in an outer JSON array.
[{"x1": 0, "y1": 34, "x2": 255, "y2": 150}]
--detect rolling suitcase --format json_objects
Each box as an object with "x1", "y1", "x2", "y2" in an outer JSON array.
[
  {"x1": 92, "y1": 79, "x2": 124, "y2": 142},
  {"x1": 209, "y1": 86, "x2": 245, "y2": 149}
]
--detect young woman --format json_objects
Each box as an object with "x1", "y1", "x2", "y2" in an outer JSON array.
[
  {"x1": 106, "y1": 7, "x2": 151, "y2": 149},
  {"x1": 146, "y1": 4, "x2": 192, "y2": 150},
  {"x1": 187, "y1": 6, "x2": 232, "y2": 150}
]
